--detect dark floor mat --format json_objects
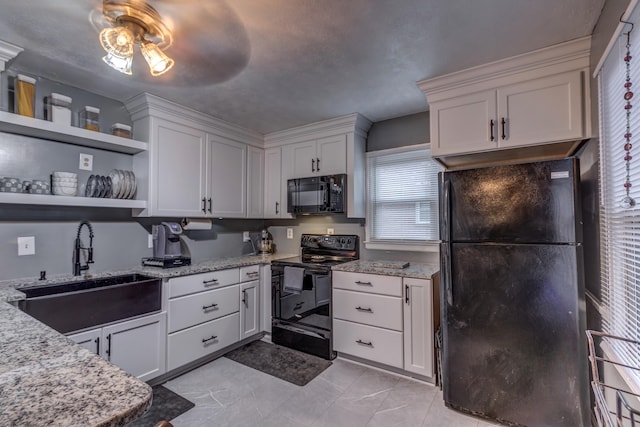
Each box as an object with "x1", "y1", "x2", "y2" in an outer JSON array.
[
  {"x1": 224, "y1": 340, "x2": 332, "y2": 386},
  {"x1": 127, "y1": 385, "x2": 195, "y2": 427}
]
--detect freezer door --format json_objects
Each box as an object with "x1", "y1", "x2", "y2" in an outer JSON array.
[
  {"x1": 445, "y1": 158, "x2": 582, "y2": 243},
  {"x1": 441, "y1": 243, "x2": 589, "y2": 427}
]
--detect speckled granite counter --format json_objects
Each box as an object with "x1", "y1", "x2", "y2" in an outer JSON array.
[
  {"x1": 332, "y1": 259, "x2": 439, "y2": 279},
  {"x1": 0, "y1": 302, "x2": 151, "y2": 427}
]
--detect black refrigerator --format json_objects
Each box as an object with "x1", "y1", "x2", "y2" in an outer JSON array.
[{"x1": 439, "y1": 158, "x2": 589, "y2": 427}]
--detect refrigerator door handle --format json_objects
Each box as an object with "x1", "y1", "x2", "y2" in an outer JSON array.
[{"x1": 441, "y1": 178, "x2": 453, "y2": 306}]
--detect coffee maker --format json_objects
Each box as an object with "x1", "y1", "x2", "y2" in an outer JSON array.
[{"x1": 142, "y1": 222, "x2": 191, "y2": 268}]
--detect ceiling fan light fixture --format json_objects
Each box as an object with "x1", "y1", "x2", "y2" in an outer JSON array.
[
  {"x1": 99, "y1": 26, "x2": 134, "y2": 55},
  {"x1": 140, "y1": 40, "x2": 174, "y2": 76},
  {"x1": 102, "y1": 49, "x2": 133, "y2": 75}
]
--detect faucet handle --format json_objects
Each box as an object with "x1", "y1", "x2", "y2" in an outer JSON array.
[{"x1": 87, "y1": 248, "x2": 94, "y2": 264}]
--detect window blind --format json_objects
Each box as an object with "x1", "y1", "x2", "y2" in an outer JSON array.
[
  {"x1": 599, "y1": 5, "x2": 640, "y2": 386},
  {"x1": 366, "y1": 145, "x2": 441, "y2": 244}
]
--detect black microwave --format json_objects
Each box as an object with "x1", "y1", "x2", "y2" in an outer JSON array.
[{"x1": 287, "y1": 174, "x2": 346, "y2": 214}]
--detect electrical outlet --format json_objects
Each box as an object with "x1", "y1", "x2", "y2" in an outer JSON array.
[
  {"x1": 79, "y1": 153, "x2": 93, "y2": 171},
  {"x1": 327, "y1": 228, "x2": 334, "y2": 235},
  {"x1": 287, "y1": 228, "x2": 293, "y2": 239},
  {"x1": 17, "y1": 236, "x2": 35, "y2": 256},
  {"x1": 148, "y1": 234, "x2": 153, "y2": 248},
  {"x1": 243, "y1": 231, "x2": 250, "y2": 242}
]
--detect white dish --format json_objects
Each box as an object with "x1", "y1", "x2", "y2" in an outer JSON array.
[
  {"x1": 124, "y1": 170, "x2": 135, "y2": 199},
  {"x1": 117, "y1": 169, "x2": 127, "y2": 199},
  {"x1": 109, "y1": 170, "x2": 121, "y2": 199},
  {"x1": 52, "y1": 181, "x2": 77, "y2": 189},
  {"x1": 128, "y1": 170, "x2": 136, "y2": 199},
  {"x1": 52, "y1": 171, "x2": 77, "y2": 179},
  {"x1": 121, "y1": 170, "x2": 132, "y2": 199},
  {"x1": 52, "y1": 185, "x2": 76, "y2": 196},
  {"x1": 52, "y1": 177, "x2": 77, "y2": 184}
]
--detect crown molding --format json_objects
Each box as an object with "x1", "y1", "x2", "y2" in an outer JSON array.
[
  {"x1": 0, "y1": 40, "x2": 23, "y2": 71},
  {"x1": 417, "y1": 36, "x2": 591, "y2": 99}
]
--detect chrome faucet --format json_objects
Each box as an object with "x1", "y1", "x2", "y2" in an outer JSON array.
[{"x1": 73, "y1": 220, "x2": 94, "y2": 276}]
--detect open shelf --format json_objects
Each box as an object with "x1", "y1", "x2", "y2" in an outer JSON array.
[
  {"x1": 0, "y1": 111, "x2": 147, "y2": 154},
  {"x1": 0, "y1": 192, "x2": 146, "y2": 209}
]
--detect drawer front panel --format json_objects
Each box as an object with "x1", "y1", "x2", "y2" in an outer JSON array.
[
  {"x1": 333, "y1": 289, "x2": 402, "y2": 331},
  {"x1": 333, "y1": 319, "x2": 403, "y2": 368},
  {"x1": 167, "y1": 312, "x2": 240, "y2": 371},
  {"x1": 168, "y1": 268, "x2": 240, "y2": 298},
  {"x1": 332, "y1": 271, "x2": 402, "y2": 297},
  {"x1": 239, "y1": 265, "x2": 260, "y2": 282},
  {"x1": 168, "y1": 284, "x2": 239, "y2": 333}
]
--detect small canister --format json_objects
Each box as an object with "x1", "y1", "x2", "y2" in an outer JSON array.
[
  {"x1": 80, "y1": 106, "x2": 100, "y2": 131},
  {"x1": 14, "y1": 74, "x2": 36, "y2": 117},
  {"x1": 111, "y1": 123, "x2": 132, "y2": 138},
  {"x1": 46, "y1": 93, "x2": 72, "y2": 125}
]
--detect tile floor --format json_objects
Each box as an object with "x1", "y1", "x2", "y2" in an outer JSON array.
[{"x1": 164, "y1": 355, "x2": 502, "y2": 427}]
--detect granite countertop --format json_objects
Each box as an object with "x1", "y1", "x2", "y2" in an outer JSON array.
[
  {"x1": 0, "y1": 302, "x2": 151, "y2": 427},
  {"x1": 332, "y1": 259, "x2": 439, "y2": 279}
]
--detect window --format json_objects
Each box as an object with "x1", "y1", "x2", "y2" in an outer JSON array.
[
  {"x1": 365, "y1": 144, "x2": 441, "y2": 250},
  {"x1": 598, "y1": 5, "x2": 640, "y2": 387}
]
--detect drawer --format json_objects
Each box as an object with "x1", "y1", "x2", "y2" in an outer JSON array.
[
  {"x1": 168, "y1": 284, "x2": 240, "y2": 333},
  {"x1": 332, "y1": 271, "x2": 402, "y2": 297},
  {"x1": 333, "y1": 289, "x2": 402, "y2": 331},
  {"x1": 239, "y1": 265, "x2": 260, "y2": 282},
  {"x1": 167, "y1": 312, "x2": 240, "y2": 371},
  {"x1": 333, "y1": 319, "x2": 403, "y2": 368},
  {"x1": 168, "y1": 268, "x2": 240, "y2": 298}
]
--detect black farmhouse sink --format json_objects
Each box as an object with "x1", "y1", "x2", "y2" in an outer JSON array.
[{"x1": 18, "y1": 274, "x2": 162, "y2": 334}]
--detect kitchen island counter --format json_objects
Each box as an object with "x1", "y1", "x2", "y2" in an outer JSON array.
[
  {"x1": 332, "y1": 259, "x2": 439, "y2": 279},
  {"x1": 0, "y1": 302, "x2": 152, "y2": 427}
]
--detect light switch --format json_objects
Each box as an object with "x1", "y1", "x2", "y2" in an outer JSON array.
[{"x1": 18, "y1": 236, "x2": 35, "y2": 256}]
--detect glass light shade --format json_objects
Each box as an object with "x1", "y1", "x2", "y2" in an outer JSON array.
[
  {"x1": 140, "y1": 41, "x2": 175, "y2": 76},
  {"x1": 102, "y1": 50, "x2": 133, "y2": 75},
  {"x1": 99, "y1": 27, "x2": 134, "y2": 56}
]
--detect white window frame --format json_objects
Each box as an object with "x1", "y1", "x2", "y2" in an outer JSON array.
[{"x1": 364, "y1": 143, "x2": 441, "y2": 252}]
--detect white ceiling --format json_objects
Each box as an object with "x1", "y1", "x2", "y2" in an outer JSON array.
[{"x1": 0, "y1": 0, "x2": 605, "y2": 134}]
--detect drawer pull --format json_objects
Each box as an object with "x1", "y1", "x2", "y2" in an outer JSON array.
[
  {"x1": 202, "y1": 303, "x2": 219, "y2": 310},
  {"x1": 356, "y1": 339, "x2": 373, "y2": 347},
  {"x1": 203, "y1": 278, "x2": 219, "y2": 286},
  {"x1": 202, "y1": 335, "x2": 218, "y2": 343},
  {"x1": 355, "y1": 281, "x2": 373, "y2": 286},
  {"x1": 245, "y1": 271, "x2": 259, "y2": 277},
  {"x1": 355, "y1": 306, "x2": 373, "y2": 313},
  {"x1": 294, "y1": 302, "x2": 305, "y2": 310}
]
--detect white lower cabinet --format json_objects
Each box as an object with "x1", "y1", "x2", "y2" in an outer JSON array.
[
  {"x1": 67, "y1": 311, "x2": 167, "y2": 382},
  {"x1": 332, "y1": 271, "x2": 435, "y2": 378},
  {"x1": 165, "y1": 265, "x2": 261, "y2": 372}
]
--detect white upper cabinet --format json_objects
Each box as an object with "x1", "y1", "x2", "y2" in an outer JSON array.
[
  {"x1": 283, "y1": 135, "x2": 347, "y2": 178},
  {"x1": 246, "y1": 145, "x2": 264, "y2": 218},
  {"x1": 263, "y1": 147, "x2": 290, "y2": 218},
  {"x1": 419, "y1": 37, "x2": 591, "y2": 164},
  {"x1": 207, "y1": 134, "x2": 247, "y2": 218}
]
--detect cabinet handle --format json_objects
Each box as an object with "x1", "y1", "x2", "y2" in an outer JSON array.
[
  {"x1": 355, "y1": 306, "x2": 373, "y2": 313},
  {"x1": 203, "y1": 278, "x2": 219, "y2": 286},
  {"x1": 95, "y1": 337, "x2": 100, "y2": 355},
  {"x1": 275, "y1": 201, "x2": 279, "y2": 214},
  {"x1": 242, "y1": 290, "x2": 247, "y2": 306},
  {"x1": 201, "y1": 197, "x2": 207, "y2": 214},
  {"x1": 207, "y1": 198, "x2": 212, "y2": 213},
  {"x1": 501, "y1": 117, "x2": 506, "y2": 140},
  {"x1": 202, "y1": 303, "x2": 219, "y2": 310},
  {"x1": 356, "y1": 339, "x2": 373, "y2": 347},
  {"x1": 294, "y1": 301, "x2": 305, "y2": 310},
  {"x1": 106, "y1": 334, "x2": 112, "y2": 360},
  {"x1": 316, "y1": 157, "x2": 320, "y2": 172},
  {"x1": 311, "y1": 158, "x2": 315, "y2": 172},
  {"x1": 202, "y1": 335, "x2": 218, "y2": 344},
  {"x1": 355, "y1": 280, "x2": 373, "y2": 286},
  {"x1": 246, "y1": 271, "x2": 259, "y2": 277},
  {"x1": 490, "y1": 119, "x2": 495, "y2": 141},
  {"x1": 405, "y1": 284, "x2": 410, "y2": 304}
]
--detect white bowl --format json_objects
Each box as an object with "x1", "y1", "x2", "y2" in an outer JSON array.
[
  {"x1": 52, "y1": 181, "x2": 77, "y2": 188},
  {"x1": 52, "y1": 171, "x2": 77, "y2": 179},
  {"x1": 52, "y1": 185, "x2": 77, "y2": 196},
  {"x1": 52, "y1": 177, "x2": 78, "y2": 184}
]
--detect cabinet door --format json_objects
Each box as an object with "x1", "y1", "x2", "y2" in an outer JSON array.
[
  {"x1": 240, "y1": 280, "x2": 259, "y2": 340},
  {"x1": 207, "y1": 134, "x2": 247, "y2": 217},
  {"x1": 102, "y1": 312, "x2": 167, "y2": 382},
  {"x1": 264, "y1": 147, "x2": 283, "y2": 218},
  {"x1": 246, "y1": 146, "x2": 264, "y2": 218},
  {"x1": 430, "y1": 90, "x2": 497, "y2": 156},
  {"x1": 285, "y1": 140, "x2": 317, "y2": 178},
  {"x1": 67, "y1": 328, "x2": 102, "y2": 355},
  {"x1": 497, "y1": 71, "x2": 584, "y2": 148},
  {"x1": 316, "y1": 134, "x2": 346, "y2": 175},
  {"x1": 153, "y1": 120, "x2": 207, "y2": 216},
  {"x1": 403, "y1": 278, "x2": 433, "y2": 377}
]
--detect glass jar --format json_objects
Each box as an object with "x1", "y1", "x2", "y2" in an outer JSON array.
[
  {"x1": 80, "y1": 106, "x2": 100, "y2": 131},
  {"x1": 111, "y1": 123, "x2": 132, "y2": 138},
  {"x1": 15, "y1": 74, "x2": 36, "y2": 117},
  {"x1": 46, "y1": 93, "x2": 72, "y2": 125}
]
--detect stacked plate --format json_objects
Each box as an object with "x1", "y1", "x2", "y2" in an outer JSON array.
[
  {"x1": 51, "y1": 172, "x2": 78, "y2": 196},
  {"x1": 107, "y1": 169, "x2": 136, "y2": 199},
  {"x1": 0, "y1": 177, "x2": 22, "y2": 193},
  {"x1": 85, "y1": 175, "x2": 112, "y2": 198}
]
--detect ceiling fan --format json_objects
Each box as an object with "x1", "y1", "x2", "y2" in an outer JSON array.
[{"x1": 90, "y1": 0, "x2": 251, "y2": 83}]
